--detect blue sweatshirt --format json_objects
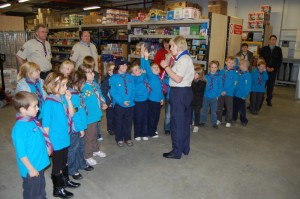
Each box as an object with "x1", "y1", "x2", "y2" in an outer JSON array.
[
  {"x1": 219, "y1": 68, "x2": 239, "y2": 96},
  {"x1": 101, "y1": 75, "x2": 112, "y2": 106},
  {"x1": 133, "y1": 73, "x2": 149, "y2": 102},
  {"x1": 234, "y1": 71, "x2": 252, "y2": 99},
  {"x1": 251, "y1": 67, "x2": 268, "y2": 92},
  {"x1": 141, "y1": 58, "x2": 164, "y2": 102},
  {"x1": 204, "y1": 72, "x2": 223, "y2": 98},
  {"x1": 109, "y1": 73, "x2": 135, "y2": 108},
  {"x1": 82, "y1": 82, "x2": 105, "y2": 124}
]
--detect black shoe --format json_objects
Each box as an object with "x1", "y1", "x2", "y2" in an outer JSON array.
[
  {"x1": 165, "y1": 130, "x2": 170, "y2": 135},
  {"x1": 108, "y1": 130, "x2": 115, "y2": 135},
  {"x1": 84, "y1": 165, "x2": 94, "y2": 171},
  {"x1": 64, "y1": 180, "x2": 81, "y2": 189},
  {"x1": 62, "y1": 166, "x2": 81, "y2": 189},
  {"x1": 199, "y1": 123, "x2": 205, "y2": 127},
  {"x1": 72, "y1": 173, "x2": 83, "y2": 180},
  {"x1": 212, "y1": 124, "x2": 218, "y2": 129},
  {"x1": 267, "y1": 102, "x2": 272, "y2": 107},
  {"x1": 250, "y1": 110, "x2": 258, "y2": 115},
  {"x1": 163, "y1": 152, "x2": 181, "y2": 159},
  {"x1": 52, "y1": 174, "x2": 74, "y2": 198},
  {"x1": 241, "y1": 122, "x2": 248, "y2": 126}
]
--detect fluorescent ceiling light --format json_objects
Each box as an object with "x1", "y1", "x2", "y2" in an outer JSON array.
[
  {"x1": 0, "y1": 3, "x2": 11, "y2": 8},
  {"x1": 83, "y1": 6, "x2": 101, "y2": 11},
  {"x1": 19, "y1": 0, "x2": 30, "y2": 3}
]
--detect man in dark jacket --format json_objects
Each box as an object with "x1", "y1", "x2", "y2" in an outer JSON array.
[
  {"x1": 237, "y1": 43, "x2": 254, "y2": 67},
  {"x1": 259, "y1": 35, "x2": 283, "y2": 106}
]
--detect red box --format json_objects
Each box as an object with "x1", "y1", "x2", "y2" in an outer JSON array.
[
  {"x1": 248, "y1": 21, "x2": 256, "y2": 29},
  {"x1": 255, "y1": 12, "x2": 270, "y2": 21},
  {"x1": 261, "y1": 5, "x2": 271, "y2": 14},
  {"x1": 248, "y1": 12, "x2": 256, "y2": 21}
]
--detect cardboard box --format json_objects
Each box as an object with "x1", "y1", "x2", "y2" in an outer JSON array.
[
  {"x1": 248, "y1": 21, "x2": 256, "y2": 29},
  {"x1": 208, "y1": 0, "x2": 227, "y2": 15},
  {"x1": 182, "y1": 8, "x2": 200, "y2": 19},
  {"x1": 179, "y1": 27, "x2": 190, "y2": 36},
  {"x1": 167, "y1": 10, "x2": 174, "y2": 20},
  {"x1": 248, "y1": 12, "x2": 256, "y2": 21},
  {"x1": 261, "y1": 5, "x2": 271, "y2": 14},
  {"x1": 165, "y1": 1, "x2": 202, "y2": 12},
  {"x1": 256, "y1": 20, "x2": 264, "y2": 29},
  {"x1": 174, "y1": 8, "x2": 183, "y2": 20},
  {"x1": 172, "y1": 26, "x2": 180, "y2": 35},
  {"x1": 255, "y1": 12, "x2": 270, "y2": 21},
  {"x1": 91, "y1": 15, "x2": 102, "y2": 24},
  {"x1": 83, "y1": 16, "x2": 92, "y2": 24}
]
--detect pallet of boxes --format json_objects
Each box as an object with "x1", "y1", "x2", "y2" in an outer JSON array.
[
  {"x1": 34, "y1": 8, "x2": 62, "y2": 28},
  {"x1": 208, "y1": 0, "x2": 228, "y2": 15}
]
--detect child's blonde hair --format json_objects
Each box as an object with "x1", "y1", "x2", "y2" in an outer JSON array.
[
  {"x1": 257, "y1": 60, "x2": 266, "y2": 67},
  {"x1": 17, "y1": 62, "x2": 40, "y2": 81},
  {"x1": 105, "y1": 61, "x2": 115, "y2": 74},
  {"x1": 257, "y1": 57, "x2": 265, "y2": 65},
  {"x1": 225, "y1": 56, "x2": 235, "y2": 62},
  {"x1": 239, "y1": 59, "x2": 250, "y2": 67},
  {"x1": 59, "y1": 60, "x2": 74, "y2": 73},
  {"x1": 43, "y1": 72, "x2": 67, "y2": 94},
  {"x1": 170, "y1": 36, "x2": 188, "y2": 51}
]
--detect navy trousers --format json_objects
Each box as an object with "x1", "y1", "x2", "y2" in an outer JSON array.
[
  {"x1": 22, "y1": 171, "x2": 46, "y2": 199},
  {"x1": 148, "y1": 100, "x2": 161, "y2": 136},
  {"x1": 113, "y1": 104, "x2": 134, "y2": 142},
  {"x1": 250, "y1": 92, "x2": 264, "y2": 112},
  {"x1": 233, "y1": 96, "x2": 248, "y2": 124},
  {"x1": 266, "y1": 71, "x2": 276, "y2": 103},
  {"x1": 106, "y1": 106, "x2": 114, "y2": 131},
  {"x1": 169, "y1": 87, "x2": 193, "y2": 157},
  {"x1": 134, "y1": 100, "x2": 148, "y2": 138}
]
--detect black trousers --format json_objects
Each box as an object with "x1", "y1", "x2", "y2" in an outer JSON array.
[
  {"x1": 250, "y1": 92, "x2": 264, "y2": 112},
  {"x1": 22, "y1": 171, "x2": 46, "y2": 199},
  {"x1": 148, "y1": 100, "x2": 161, "y2": 136},
  {"x1": 106, "y1": 106, "x2": 114, "y2": 131},
  {"x1": 113, "y1": 104, "x2": 134, "y2": 142},
  {"x1": 233, "y1": 96, "x2": 248, "y2": 124},
  {"x1": 133, "y1": 100, "x2": 148, "y2": 138},
  {"x1": 266, "y1": 71, "x2": 276, "y2": 103},
  {"x1": 52, "y1": 147, "x2": 68, "y2": 175},
  {"x1": 170, "y1": 87, "x2": 193, "y2": 157},
  {"x1": 191, "y1": 105, "x2": 201, "y2": 126}
]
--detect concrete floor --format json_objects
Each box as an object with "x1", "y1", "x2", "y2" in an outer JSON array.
[{"x1": 0, "y1": 86, "x2": 299, "y2": 199}]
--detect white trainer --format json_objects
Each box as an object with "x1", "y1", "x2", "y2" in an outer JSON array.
[
  {"x1": 97, "y1": 137, "x2": 103, "y2": 141},
  {"x1": 86, "y1": 157, "x2": 97, "y2": 166},
  {"x1": 216, "y1": 120, "x2": 221, "y2": 125},
  {"x1": 225, "y1": 123, "x2": 231, "y2": 128},
  {"x1": 142, "y1": 137, "x2": 149, "y2": 141},
  {"x1": 93, "y1": 150, "x2": 106, "y2": 158},
  {"x1": 193, "y1": 126, "x2": 199, "y2": 133},
  {"x1": 135, "y1": 137, "x2": 141, "y2": 141},
  {"x1": 152, "y1": 134, "x2": 159, "y2": 138}
]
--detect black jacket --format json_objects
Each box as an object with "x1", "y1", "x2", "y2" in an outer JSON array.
[
  {"x1": 260, "y1": 45, "x2": 283, "y2": 72},
  {"x1": 100, "y1": 75, "x2": 112, "y2": 106},
  {"x1": 191, "y1": 79, "x2": 206, "y2": 107},
  {"x1": 237, "y1": 50, "x2": 254, "y2": 66}
]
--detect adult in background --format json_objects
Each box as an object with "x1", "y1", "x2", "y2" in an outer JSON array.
[
  {"x1": 259, "y1": 35, "x2": 282, "y2": 107},
  {"x1": 16, "y1": 24, "x2": 52, "y2": 80},
  {"x1": 70, "y1": 31, "x2": 100, "y2": 83},
  {"x1": 160, "y1": 36, "x2": 194, "y2": 159},
  {"x1": 236, "y1": 43, "x2": 254, "y2": 68},
  {"x1": 154, "y1": 38, "x2": 171, "y2": 74}
]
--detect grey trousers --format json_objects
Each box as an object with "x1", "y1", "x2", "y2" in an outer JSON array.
[{"x1": 217, "y1": 96, "x2": 233, "y2": 123}]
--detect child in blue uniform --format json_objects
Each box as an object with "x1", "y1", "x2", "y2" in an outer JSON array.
[
  {"x1": 109, "y1": 57, "x2": 135, "y2": 147},
  {"x1": 16, "y1": 62, "x2": 47, "y2": 117},
  {"x1": 191, "y1": 67, "x2": 206, "y2": 133},
  {"x1": 129, "y1": 60, "x2": 150, "y2": 141},
  {"x1": 101, "y1": 62, "x2": 116, "y2": 136},
  {"x1": 78, "y1": 64, "x2": 108, "y2": 166},
  {"x1": 12, "y1": 91, "x2": 51, "y2": 199},
  {"x1": 42, "y1": 72, "x2": 80, "y2": 198},
  {"x1": 250, "y1": 60, "x2": 268, "y2": 114},
  {"x1": 200, "y1": 60, "x2": 223, "y2": 129},
  {"x1": 142, "y1": 45, "x2": 164, "y2": 138},
  {"x1": 233, "y1": 60, "x2": 252, "y2": 126},
  {"x1": 217, "y1": 56, "x2": 238, "y2": 128},
  {"x1": 68, "y1": 71, "x2": 94, "y2": 180}
]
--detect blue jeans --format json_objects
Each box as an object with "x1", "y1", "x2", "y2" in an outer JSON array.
[
  {"x1": 22, "y1": 171, "x2": 46, "y2": 199},
  {"x1": 200, "y1": 97, "x2": 218, "y2": 125},
  {"x1": 68, "y1": 133, "x2": 87, "y2": 175},
  {"x1": 164, "y1": 99, "x2": 171, "y2": 132}
]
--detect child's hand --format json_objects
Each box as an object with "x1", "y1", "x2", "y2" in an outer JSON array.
[
  {"x1": 160, "y1": 60, "x2": 168, "y2": 69},
  {"x1": 80, "y1": 131, "x2": 85, "y2": 137},
  {"x1": 29, "y1": 168, "x2": 39, "y2": 178},
  {"x1": 221, "y1": 91, "x2": 226, "y2": 96},
  {"x1": 141, "y1": 44, "x2": 145, "y2": 58},
  {"x1": 124, "y1": 101, "x2": 130, "y2": 106},
  {"x1": 144, "y1": 48, "x2": 150, "y2": 59},
  {"x1": 65, "y1": 90, "x2": 72, "y2": 101},
  {"x1": 102, "y1": 103, "x2": 108, "y2": 110},
  {"x1": 160, "y1": 100, "x2": 164, "y2": 106}
]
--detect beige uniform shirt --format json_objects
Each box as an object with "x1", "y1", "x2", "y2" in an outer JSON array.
[
  {"x1": 169, "y1": 54, "x2": 194, "y2": 87},
  {"x1": 16, "y1": 39, "x2": 52, "y2": 72},
  {"x1": 70, "y1": 41, "x2": 98, "y2": 72}
]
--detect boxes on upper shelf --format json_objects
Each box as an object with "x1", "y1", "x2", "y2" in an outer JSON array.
[
  {"x1": 182, "y1": 7, "x2": 201, "y2": 20},
  {"x1": 248, "y1": 12, "x2": 256, "y2": 21},
  {"x1": 165, "y1": 1, "x2": 202, "y2": 12},
  {"x1": 167, "y1": 10, "x2": 174, "y2": 20},
  {"x1": 255, "y1": 12, "x2": 270, "y2": 21},
  {"x1": 248, "y1": 21, "x2": 256, "y2": 29},
  {"x1": 179, "y1": 27, "x2": 190, "y2": 36},
  {"x1": 261, "y1": 5, "x2": 271, "y2": 14},
  {"x1": 208, "y1": 0, "x2": 227, "y2": 15},
  {"x1": 174, "y1": 8, "x2": 183, "y2": 20}
]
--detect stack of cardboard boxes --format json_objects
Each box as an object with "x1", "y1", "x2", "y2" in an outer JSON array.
[
  {"x1": 208, "y1": 0, "x2": 227, "y2": 15},
  {"x1": 248, "y1": 5, "x2": 271, "y2": 29}
]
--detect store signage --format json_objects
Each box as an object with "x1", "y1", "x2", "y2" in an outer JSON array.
[{"x1": 229, "y1": 23, "x2": 243, "y2": 35}]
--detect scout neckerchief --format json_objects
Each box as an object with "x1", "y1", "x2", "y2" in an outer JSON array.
[
  {"x1": 16, "y1": 114, "x2": 53, "y2": 155},
  {"x1": 87, "y1": 81, "x2": 106, "y2": 108},
  {"x1": 35, "y1": 38, "x2": 47, "y2": 57},
  {"x1": 222, "y1": 68, "x2": 235, "y2": 87},
  {"x1": 175, "y1": 50, "x2": 190, "y2": 61},
  {"x1": 258, "y1": 71, "x2": 263, "y2": 85},
  {"x1": 143, "y1": 80, "x2": 152, "y2": 93},
  {"x1": 46, "y1": 94, "x2": 74, "y2": 134},
  {"x1": 69, "y1": 88, "x2": 88, "y2": 115},
  {"x1": 208, "y1": 72, "x2": 219, "y2": 91},
  {"x1": 80, "y1": 41, "x2": 94, "y2": 57},
  {"x1": 118, "y1": 73, "x2": 128, "y2": 95},
  {"x1": 25, "y1": 78, "x2": 44, "y2": 109}
]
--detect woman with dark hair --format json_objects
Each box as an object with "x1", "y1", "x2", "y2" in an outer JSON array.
[{"x1": 154, "y1": 38, "x2": 171, "y2": 74}]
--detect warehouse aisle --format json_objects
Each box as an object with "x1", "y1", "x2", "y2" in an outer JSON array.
[{"x1": 0, "y1": 86, "x2": 299, "y2": 199}]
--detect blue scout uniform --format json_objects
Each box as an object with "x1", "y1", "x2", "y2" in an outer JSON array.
[
  {"x1": 133, "y1": 73, "x2": 149, "y2": 102},
  {"x1": 251, "y1": 67, "x2": 268, "y2": 92},
  {"x1": 12, "y1": 119, "x2": 50, "y2": 177},
  {"x1": 101, "y1": 75, "x2": 114, "y2": 133},
  {"x1": 219, "y1": 68, "x2": 238, "y2": 96},
  {"x1": 235, "y1": 71, "x2": 252, "y2": 99},
  {"x1": 42, "y1": 95, "x2": 70, "y2": 150}
]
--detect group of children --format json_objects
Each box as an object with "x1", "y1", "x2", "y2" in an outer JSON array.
[
  {"x1": 190, "y1": 56, "x2": 268, "y2": 133},
  {"x1": 11, "y1": 42, "x2": 269, "y2": 198}
]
